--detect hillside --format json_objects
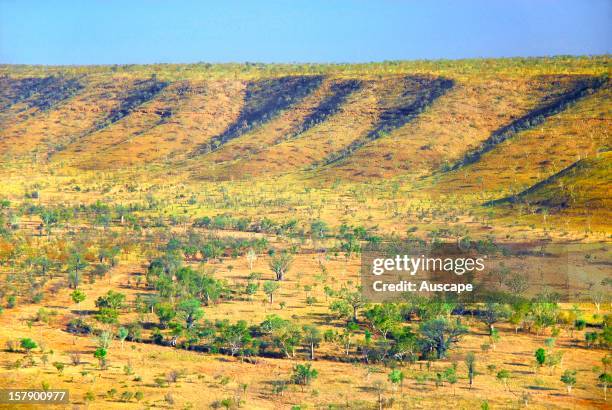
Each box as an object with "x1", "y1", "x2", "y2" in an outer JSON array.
[
  {"x1": 487, "y1": 151, "x2": 611, "y2": 227},
  {"x1": 0, "y1": 58, "x2": 609, "y2": 227}
]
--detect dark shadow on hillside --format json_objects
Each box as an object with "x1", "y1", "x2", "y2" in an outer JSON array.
[
  {"x1": 322, "y1": 75, "x2": 454, "y2": 165},
  {"x1": 0, "y1": 76, "x2": 83, "y2": 112},
  {"x1": 44, "y1": 77, "x2": 171, "y2": 154},
  {"x1": 276, "y1": 79, "x2": 362, "y2": 144},
  {"x1": 71, "y1": 309, "x2": 97, "y2": 316},
  {"x1": 91, "y1": 77, "x2": 169, "y2": 133},
  {"x1": 485, "y1": 152, "x2": 610, "y2": 209},
  {"x1": 0, "y1": 76, "x2": 84, "y2": 124},
  {"x1": 195, "y1": 75, "x2": 324, "y2": 154},
  {"x1": 451, "y1": 75, "x2": 608, "y2": 171}
]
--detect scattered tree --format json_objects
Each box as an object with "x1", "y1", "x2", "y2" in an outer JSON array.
[
  {"x1": 419, "y1": 318, "x2": 467, "y2": 359},
  {"x1": 269, "y1": 252, "x2": 293, "y2": 281},
  {"x1": 94, "y1": 347, "x2": 107, "y2": 369},
  {"x1": 302, "y1": 325, "x2": 321, "y2": 360},
  {"x1": 465, "y1": 352, "x2": 476, "y2": 389},
  {"x1": 263, "y1": 281, "x2": 280, "y2": 305},
  {"x1": 496, "y1": 369, "x2": 511, "y2": 391},
  {"x1": 117, "y1": 327, "x2": 129, "y2": 350},
  {"x1": 535, "y1": 348, "x2": 546, "y2": 370},
  {"x1": 388, "y1": 369, "x2": 405, "y2": 392},
  {"x1": 20, "y1": 338, "x2": 37, "y2": 355},
  {"x1": 70, "y1": 289, "x2": 86, "y2": 305},
  {"x1": 292, "y1": 363, "x2": 318, "y2": 392},
  {"x1": 560, "y1": 370, "x2": 577, "y2": 395},
  {"x1": 599, "y1": 372, "x2": 611, "y2": 401}
]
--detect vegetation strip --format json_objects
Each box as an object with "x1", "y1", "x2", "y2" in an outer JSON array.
[
  {"x1": 277, "y1": 79, "x2": 363, "y2": 144},
  {"x1": 195, "y1": 75, "x2": 325, "y2": 154},
  {"x1": 91, "y1": 78, "x2": 169, "y2": 133},
  {"x1": 485, "y1": 152, "x2": 610, "y2": 208},
  {"x1": 0, "y1": 76, "x2": 84, "y2": 123},
  {"x1": 451, "y1": 75, "x2": 609, "y2": 170},
  {"x1": 322, "y1": 76, "x2": 454, "y2": 166}
]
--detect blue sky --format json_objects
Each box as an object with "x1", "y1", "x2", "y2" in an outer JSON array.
[{"x1": 0, "y1": 0, "x2": 610, "y2": 64}]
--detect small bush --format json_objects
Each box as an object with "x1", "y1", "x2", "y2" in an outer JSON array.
[
  {"x1": 166, "y1": 369, "x2": 180, "y2": 383},
  {"x1": 53, "y1": 362, "x2": 64, "y2": 374},
  {"x1": 5, "y1": 340, "x2": 17, "y2": 352},
  {"x1": 69, "y1": 352, "x2": 81, "y2": 366},
  {"x1": 164, "y1": 393, "x2": 175, "y2": 405},
  {"x1": 120, "y1": 391, "x2": 134, "y2": 402}
]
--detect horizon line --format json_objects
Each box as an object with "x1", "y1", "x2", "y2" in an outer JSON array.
[{"x1": 1, "y1": 54, "x2": 610, "y2": 68}]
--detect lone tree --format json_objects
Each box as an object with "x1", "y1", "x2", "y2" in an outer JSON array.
[
  {"x1": 599, "y1": 373, "x2": 611, "y2": 401},
  {"x1": 560, "y1": 370, "x2": 577, "y2": 395},
  {"x1": 177, "y1": 298, "x2": 204, "y2": 329},
  {"x1": 465, "y1": 352, "x2": 477, "y2": 389},
  {"x1": 94, "y1": 347, "x2": 107, "y2": 369},
  {"x1": 535, "y1": 348, "x2": 546, "y2": 370},
  {"x1": 310, "y1": 220, "x2": 329, "y2": 249},
  {"x1": 302, "y1": 325, "x2": 322, "y2": 360},
  {"x1": 20, "y1": 338, "x2": 37, "y2": 355},
  {"x1": 263, "y1": 281, "x2": 280, "y2": 305},
  {"x1": 95, "y1": 290, "x2": 126, "y2": 311},
  {"x1": 445, "y1": 366, "x2": 458, "y2": 395},
  {"x1": 68, "y1": 250, "x2": 88, "y2": 289},
  {"x1": 496, "y1": 369, "x2": 511, "y2": 391},
  {"x1": 602, "y1": 354, "x2": 612, "y2": 373},
  {"x1": 246, "y1": 248, "x2": 257, "y2": 271},
  {"x1": 372, "y1": 380, "x2": 387, "y2": 410},
  {"x1": 481, "y1": 302, "x2": 510, "y2": 335},
  {"x1": 117, "y1": 327, "x2": 129, "y2": 350},
  {"x1": 40, "y1": 210, "x2": 58, "y2": 237},
  {"x1": 585, "y1": 331, "x2": 598, "y2": 348},
  {"x1": 53, "y1": 361, "x2": 65, "y2": 374},
  {"x1": 292, "y1": 363, "x2": 318, "y2": 392},
  {"x1": 330, "y1": 287, "x2": 367, "y2": 323},
  {"x1": 419, "y1": 318, "x2": 468, "y2": 359},
  {"x1": 70, "y1": 289, "x2": 86, "y2": 305},
  {"x1": 154, "y1": 303, "x2": 176, "y2": 328},
  {"x1": 364, "y1": 303, "x2": 402, "y2": 340},
  {"x1": 388, "y1": 369, "x2": 405, "y2": 392},
  {"x1": 269, "y1": 252, "x2": 293, "y2": 281},
  {"x1": 490, "y1": 328, "x2": 501, "y2": 350}
]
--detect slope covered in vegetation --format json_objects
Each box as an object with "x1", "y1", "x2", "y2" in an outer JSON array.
[
  {"x1": 451, "y1": 75, "x2": 608, "y2": 169},
  {"x1": 0, "y1": 76, "x2": 83, "y2": 130},
  {"x1": 195, "y1": 78, "x2": 362, "y2": 166},
  {"x1": 0, "y1": 77, "x2": 167, "y2": 158},
  {"x1": 194, "y1": 75, "x2": 324, "y2": 154},
  {"x1": 0, "y1": 57, "x2": 609, "y2": 220},
  {"x1": 488, "y1": 151, "x2": 611, "y2": 226},
  {"x1": 433, "y1": 83, "x2": 611, "y2": 198}
]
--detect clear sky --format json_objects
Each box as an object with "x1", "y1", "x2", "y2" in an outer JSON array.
[{"x1": 0, "y1": 0, "x2": 610, "y2": 64}]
